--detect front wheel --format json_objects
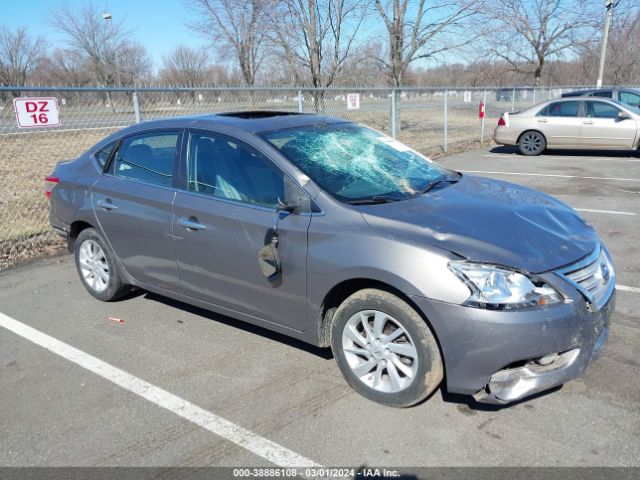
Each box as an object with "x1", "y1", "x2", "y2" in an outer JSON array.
[
  {"x1": 518, "y1": 130, "x2": 546, "y2": 156},
  {"x1": 331, "y1": 289, "x2": 443, "y2": 407}
]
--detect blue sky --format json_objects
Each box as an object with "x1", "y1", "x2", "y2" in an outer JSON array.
[{"x1": 0, "y1": 0, "x2": 206, "y2": 68}]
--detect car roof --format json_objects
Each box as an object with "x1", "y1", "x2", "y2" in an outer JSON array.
[
  {"x1": 562, "y1": 87, "x2": 639, "y2": 97},
  {"x1": 115, "y1": 111, "x2": 349, "y2": 137},
  {"x1": 562, "y1": 88, "x2": 611, "y2": 97}
]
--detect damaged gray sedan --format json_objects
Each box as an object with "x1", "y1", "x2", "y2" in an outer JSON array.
[{"x1": 47, "y1": 112, "x2": 615, "y2": 407}]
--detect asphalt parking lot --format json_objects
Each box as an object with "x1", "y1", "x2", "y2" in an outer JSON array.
[{"x1": 1, "y1": 145, "x2": 639, "y2": 471}]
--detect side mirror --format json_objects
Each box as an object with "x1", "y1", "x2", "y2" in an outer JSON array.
[{"x1": 617, "y1": 112, "x2": 631, "y2": 121}]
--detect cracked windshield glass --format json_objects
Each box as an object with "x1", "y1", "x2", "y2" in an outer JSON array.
[{"x1": 261, "y1": 123, "x2": 452, "y2": 203}]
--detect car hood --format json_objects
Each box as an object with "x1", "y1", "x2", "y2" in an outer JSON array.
[{"x1": 360, "y1": 175, "x2": 598, "y2": 273}]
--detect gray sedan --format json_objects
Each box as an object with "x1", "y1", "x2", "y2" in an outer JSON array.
[
  {"x1": 47, "y1": 112, "x2": 615, "y2": 407},
  {"x1": 494, "y1": 97, "x2": 640, "y2": 155}
]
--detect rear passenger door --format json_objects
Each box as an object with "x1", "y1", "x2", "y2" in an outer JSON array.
[
  {"x1": 535, "y1": 101, "x2": 581, "y2": 146},
  {"x1": 92, "y1": 130, "x2": 183, "y2": 288},
  {"x1": 581, "y1": 101, "x2": 637, "y2": 148},
  {"x1": 172, "y1": 130, "x2": 312, "y2": 330}
]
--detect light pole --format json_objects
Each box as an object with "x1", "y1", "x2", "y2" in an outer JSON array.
[
  {"x1": 102, "y1": 12, "x2": 120, "y2": 85},
  {"x1": 596, "y1": 0, "x2": 617, "y2": 88}
]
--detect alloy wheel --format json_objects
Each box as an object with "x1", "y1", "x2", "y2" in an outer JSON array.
[
  {"x1": 78, "y1": 239, "x2": 110, "y2": 293},
  {"x1": 521, "y1": 132, "x2": 543, "y2": 154},
  {"x1": 342, "y1": 310, "x2": 419, "y2": 393}
]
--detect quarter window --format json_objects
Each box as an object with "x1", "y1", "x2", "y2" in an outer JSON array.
[
  {"x1": 112, "y1": 132, "x2": 179, "y2": 187},
  {"x1": 539, "y1": 101, "x2": 579, "y2": 117},
  {"x1": 187, "y1": 132, "x2": 285, "y2": 207},
  {"x1": 585, "y1": 101, "x2": 621, "y2": 119},
  {"x1": 94, "y1": 142, "x2": 116, "y2": 169}
]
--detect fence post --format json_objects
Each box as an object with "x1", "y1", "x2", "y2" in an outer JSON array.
[
  {"x1": 391, "y1": 89, "x2": 397, "y2": 139},
  {"x1": 297, "y1": 90, "x2": 303, "y2": 113},
  {"x1": 443, "y1": 89, "x2": 448, "y2": 153},
  {"x1": 533, "y1": 88, "x2": 537, "y2": 105},
  {"x1": 511, "y1": 88, "x2": 516, "y2": 112},
  {"x1": 480, "y1": 89, "x2": 487, "y2": 143},
  {"x1": 132, "y1": 90, "x2": 141, "y2": 124}
]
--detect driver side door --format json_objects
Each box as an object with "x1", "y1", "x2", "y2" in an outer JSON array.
[{"x1": 172, "y1": 130, "x2": 313, "y2": 331}]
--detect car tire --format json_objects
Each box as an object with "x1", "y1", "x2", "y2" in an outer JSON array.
[
  {"x1": 518, "y1": 130, "x2": 546, "y2": 156},
  {"x1": 331, "y1": 288, "x2": 443, "y2": 408},
  {"x1": 74, "y1": 228, "x2": 130, "y2": 301}
]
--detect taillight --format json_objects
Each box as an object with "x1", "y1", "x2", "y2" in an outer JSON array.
[
  {"x1": 498, "y1": 116, "x2": 506, "y2": 126},
  {"x1": 44, "y1": 176, "x2": 59, "y2": 199}
]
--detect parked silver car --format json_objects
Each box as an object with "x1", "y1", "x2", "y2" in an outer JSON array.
[
  {"x1": 47, "y1": 112, "x2": 615, "y2": 407},
  {"x1": 494, "y1": 97, "x2": 640, "y2": 155}
]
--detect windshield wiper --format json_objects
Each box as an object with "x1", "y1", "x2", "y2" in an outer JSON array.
[
  {"x1": 417, "y1": 174, "x2": 460, "y2": 196},
  {"x1": 348, "y1": 195, "x2": 400, "y2": 205}
]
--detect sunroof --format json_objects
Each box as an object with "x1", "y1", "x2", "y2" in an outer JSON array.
[{"x1": 217, "y1": 111, "x2": 301, "y2": 119}]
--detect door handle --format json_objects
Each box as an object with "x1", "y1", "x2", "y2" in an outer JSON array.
[
  {"x1": 537, "y1": 119, "x2": 548, "y2": 123},
  {"x1": 96, "y1": 199, "x2": 117, "y2": 211},
  {"x1": 583, "y1": 120, "x2": 594, "y2": 125},
  {"x1": 178, "y1": 217, "x2": 207, "y2": 231}
]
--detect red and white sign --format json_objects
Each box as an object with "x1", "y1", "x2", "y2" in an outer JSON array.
[
  {"x1": 13, "y1": 97, "x2": 60, "y2": 128},
  {"x1": 479, "y1": 101, "x2": 485, "y2": 119},
  {"x1": 346, "y1": 93, "x2": 360, "y2": 110}
]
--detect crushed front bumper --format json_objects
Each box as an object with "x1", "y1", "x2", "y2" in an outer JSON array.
[{"x1": 410, "y1": 288, "x2": 615, "y2": 404}]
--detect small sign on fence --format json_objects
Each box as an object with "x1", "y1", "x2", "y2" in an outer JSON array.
[
  {"x1": 463, "y1": 91, "x2": 472, "y2": 102},
  {"x1": 346, "y1": 93, "x2": 360, "y2": 110},
  {"x1": 14, "y1": 97, "x2": 60, "y2": 128}
]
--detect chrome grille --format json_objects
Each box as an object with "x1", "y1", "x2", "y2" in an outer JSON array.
[{"x1": 556, "y1": 245, "x2": 615, "y2": 309}]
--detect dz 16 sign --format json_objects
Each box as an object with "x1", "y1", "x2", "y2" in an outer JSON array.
[
  {"x1": 346, "y1": 93, "x2": 360, "y2": 110},
  {"x1": 14, "y1": 97, "x2": 61, "y2": 128}
]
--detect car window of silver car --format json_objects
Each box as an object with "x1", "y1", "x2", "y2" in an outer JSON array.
[
  {"x1": 537, "y1": 101, "x2": 579, "y2": 117},
  {"x1": 112, "y1": 132, "x2": 179, "y2": 187},
  {"x1": 186, "y1": 131, "x2": 298, "y2": 210},
  {"x1": 585, "y1": 101, "x2": 621, "y2": 119}
]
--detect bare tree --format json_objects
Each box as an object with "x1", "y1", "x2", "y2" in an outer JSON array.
[
  {"x1": 50, "y1": 2, "x2": 151, "y2": 87},
  {"x1": 484, "y1": 0, "x2": 596, "y2": 86},
  {"x1": 374, "y1": 0, "x2": 484, "y2": 88},
  {"x1": 578, "y1": 0, "x2": 640, "y2": 85},
  {"x1": 0, "y1": 27, "x2": 45, "y2": 87},
  {"x1": 184, "y1": 0, "x2": 265, "y2": 85},
  {"x1": 37, "y1": 49, "x2": 91, "y2": 86},
  {"x1": 160, "y1": 46, "x2": 211, "y2": 86},
  {"x1": 266, "y1": 0, "x2": 367, "y2": 110}
]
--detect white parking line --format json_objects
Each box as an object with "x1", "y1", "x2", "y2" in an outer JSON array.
[
  {"x1": 617, "y1": 285, "x2": 640, "y2": 294},
  {"x1": 481, "y1": 154, "x2": 640, "y2": 162},
  {"x1": 575, "y1": 208, "x2": 637, "y2": 216},
  {"x1": 0, "y1": 312, "x2": 320, "y2": 469},
  {"x1": 462, "y1": 170, "x2": 640, "y2": 182}
]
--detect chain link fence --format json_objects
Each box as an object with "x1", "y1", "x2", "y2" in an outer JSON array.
[{"x1": 0, "y1": 84, "x2": 613, "y2": 269}]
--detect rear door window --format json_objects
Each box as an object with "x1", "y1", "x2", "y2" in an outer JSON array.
[
  {"x1": 542, "y1": 101, "x2": 579, "y2": 117},
  {"x1": 112, "y1": 132, "x2": 180, "y2": 187}
]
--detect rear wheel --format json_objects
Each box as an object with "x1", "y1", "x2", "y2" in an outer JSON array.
[
  {"x1": 518, "y1": 130, "x2": 546, "y2": 156},
  {"x1": 331, "y1": 289, "x2": 443, "y2": 407},
  {"x1": 74, "y1": 228, "x2": 129, "y2": 301}
]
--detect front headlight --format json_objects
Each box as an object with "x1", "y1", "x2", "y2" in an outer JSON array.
[{"x1": 448, "y1": 261, "x2": 563, "y2": 309}]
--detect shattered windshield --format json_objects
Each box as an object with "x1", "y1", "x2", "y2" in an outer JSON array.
[{"x1": 260, "y1": 123, "x2": 451, "y2": 203}]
